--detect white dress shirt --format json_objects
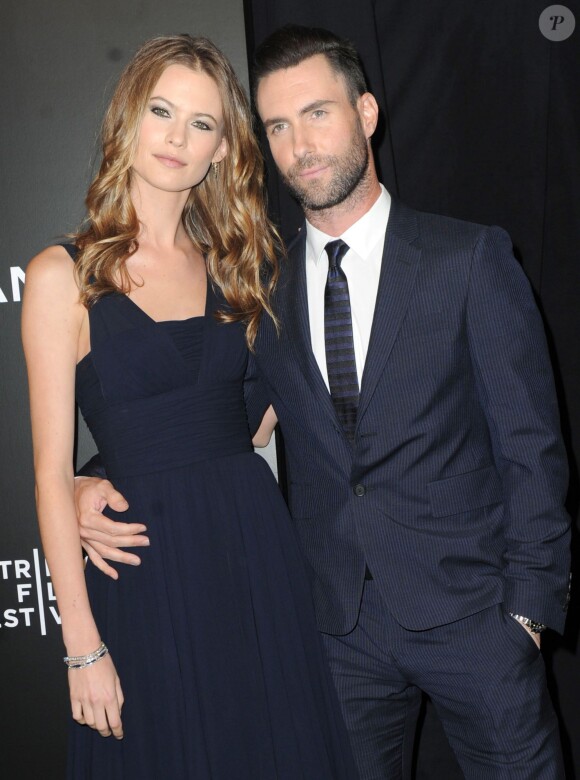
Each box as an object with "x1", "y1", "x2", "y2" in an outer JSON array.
[{"x1": 305, "y1": 185, "x2": 391, "y2": 390}]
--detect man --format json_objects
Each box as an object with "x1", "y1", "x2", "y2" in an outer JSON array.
[{"x1": 76, "y1": 26, "x2": 570, "y2": 778}]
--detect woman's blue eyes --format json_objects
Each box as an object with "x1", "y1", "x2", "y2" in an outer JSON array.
[{"x1": 150, "y1": 106, "x2": 211, "y2": 130}]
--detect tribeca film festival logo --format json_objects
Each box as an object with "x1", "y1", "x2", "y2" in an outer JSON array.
[
  {"x1": 0, "y1": 549, "x2": 60, "y2": 634},
  {"x1": 0, "y1": 267, "x2": 25, "y2": 304},
  {"x1": 539, "y1": 5, "x2": 576, "y2": 41}
]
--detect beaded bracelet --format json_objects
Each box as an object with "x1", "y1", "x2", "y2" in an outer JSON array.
[{"x1": 64, "y1": 641, "x2": 109, "y2": 670}]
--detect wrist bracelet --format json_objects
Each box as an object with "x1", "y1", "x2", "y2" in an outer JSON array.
[{"x1": 64, "y1": 641, "x2": 109, "y2": 669}]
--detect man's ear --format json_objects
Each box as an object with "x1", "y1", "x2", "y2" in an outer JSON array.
[
  {"x1": 357, "y1": 92, "x2": 379, "y2": 139},
  {"x1": 212, "y1": 136, "x2": 228, "y2": 164}
]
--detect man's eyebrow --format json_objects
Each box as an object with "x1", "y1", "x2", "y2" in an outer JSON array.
[
  {"x1": 262, "y1": 99, "x2": 337, "y2": 128},
  {"x1": 299, "y1": 99, "x2": 337, "y2": 115},
  {"x1": 262, "y1": 115, "x2": 288, "y2": 130}
]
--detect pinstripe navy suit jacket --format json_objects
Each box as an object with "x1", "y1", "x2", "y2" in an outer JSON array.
[{"x1": 252, "y1": 199, "x2": 571, "y2": 637}]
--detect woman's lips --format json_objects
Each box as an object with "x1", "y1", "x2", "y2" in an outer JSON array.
[{"x1": 154, "y1": 155, "x2": 186, "y2": 168}]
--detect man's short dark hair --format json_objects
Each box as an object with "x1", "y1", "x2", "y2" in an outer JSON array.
[{"x1": 252, "y1": 25, "x2": 367, "y2": 106}]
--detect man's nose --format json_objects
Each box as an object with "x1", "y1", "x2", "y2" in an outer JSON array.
[{"x1": 292, "y1": 125, "x2": 315, "y2": 158}]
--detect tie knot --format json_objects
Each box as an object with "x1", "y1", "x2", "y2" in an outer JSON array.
[{"x1": 325, "y1": 239, "x2": 349, "y2": 270}]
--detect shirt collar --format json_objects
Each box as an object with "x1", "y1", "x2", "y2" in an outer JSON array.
[{"x1": 306, "y1": 184, "x2": 391, "y2": 265}]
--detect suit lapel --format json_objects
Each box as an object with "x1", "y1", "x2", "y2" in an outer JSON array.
[
  {"x1": 278, "y1": 230, "x2": 338, "y2": 427},
  {"x1": 357, "y1": 200, "x2": 421, "y2": 426}
]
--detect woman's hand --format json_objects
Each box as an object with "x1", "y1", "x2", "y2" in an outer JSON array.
[{"x1": 69, "y1": 654, "x2": 124, "y2": 739}]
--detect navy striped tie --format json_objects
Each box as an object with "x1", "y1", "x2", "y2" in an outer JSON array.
[{"x1": 324, "y1": 239, "x2": 359, "y2": 441}]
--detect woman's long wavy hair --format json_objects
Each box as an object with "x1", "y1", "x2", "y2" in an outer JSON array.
[{"x1": 74, "y1": 34, "x2": 281, "y2": 347}]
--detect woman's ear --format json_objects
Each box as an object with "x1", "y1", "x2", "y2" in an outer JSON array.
[{"x1": 212, "y1": 136, "x2": 228, "y2": 164}]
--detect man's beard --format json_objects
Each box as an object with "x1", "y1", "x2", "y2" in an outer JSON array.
[{"x1": 281, "y1": 120, "x2": 369, "y2": 212}]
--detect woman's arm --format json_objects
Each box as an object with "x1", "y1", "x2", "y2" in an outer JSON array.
[{"x1": 22, "y1": 246, "x2": 123, "y2": 738}]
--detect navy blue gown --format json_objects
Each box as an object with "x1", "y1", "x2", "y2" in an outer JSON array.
[{"x1": 66, "y1": 248, "x2": 357, "y2": 779}]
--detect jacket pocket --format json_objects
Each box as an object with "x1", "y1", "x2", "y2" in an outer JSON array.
[{"x1": 427, "y1": 465, "x2": 503, "y2": 518}]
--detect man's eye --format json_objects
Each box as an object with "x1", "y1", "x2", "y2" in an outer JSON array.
[
  {"x1": 270, "y1": 123, "x2": 286, "y2": 135},
  {"x1": 312, "y1": 110, "x2": 326, "y2": 119}
]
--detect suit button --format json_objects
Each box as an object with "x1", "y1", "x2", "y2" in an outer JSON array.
[{"x1": 354, "y1": 484, "x2": 366, "y2": 497}]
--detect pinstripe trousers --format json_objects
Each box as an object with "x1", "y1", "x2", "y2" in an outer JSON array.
[{"x1": 322, "y1": 580, "x2": 564, "y2": 779}]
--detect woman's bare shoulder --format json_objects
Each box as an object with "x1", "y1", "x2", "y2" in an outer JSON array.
[{"x1": 25, "y1": 245, "x2": 78, "y2": 296}]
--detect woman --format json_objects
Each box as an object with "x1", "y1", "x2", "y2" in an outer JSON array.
[{"x1": 22, "y1": 35, "x2": 357, "y2": 778}]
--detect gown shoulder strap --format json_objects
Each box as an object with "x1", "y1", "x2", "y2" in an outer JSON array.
[{"x1": 61, "y1": 242, "x2": 79, "y2": 261}]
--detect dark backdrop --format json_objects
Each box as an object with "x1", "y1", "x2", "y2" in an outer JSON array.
[{"x1": 244, "y1": 1, "x2": 580, "y2": 777}]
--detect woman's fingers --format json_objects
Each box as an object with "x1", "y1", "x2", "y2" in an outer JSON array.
[
  {"x1": 71, "y1": 698, "x2": 85, "y2": 725},
  {"x1": 68, "y1": 658, "x2": 124, "y2": 738},
  {"x1": 79, "y1": 702, "x2": 95, "y2": 730},
  {"x1": 71, "y1": 695, "x2": 123, "y2": 739},
  {"x1": 116, "y1": 677, "x2": 125, "y2": 712},
  {"x1": 93, "y1": 704, "x2": 112, "y2": 737},
  {"x1": 106, "y1": 698, "x2": 124, "y2": 739}
]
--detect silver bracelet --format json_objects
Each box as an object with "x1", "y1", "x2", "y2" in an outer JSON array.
[{"x1": 64, "y1": 641, "x2": 109, "y2": 669}]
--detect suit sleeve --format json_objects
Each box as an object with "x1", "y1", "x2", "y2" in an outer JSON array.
[
  {"x1": 466, "y1": 226, "x2": 571, "y2": 632},
  {"x1": 244, "y1": 352, "x2": 272, "y2": 438}
]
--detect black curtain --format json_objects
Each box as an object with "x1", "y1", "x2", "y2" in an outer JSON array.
[{"x1": 244, "y1": 1, "x2": 580, "y2": 776}]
